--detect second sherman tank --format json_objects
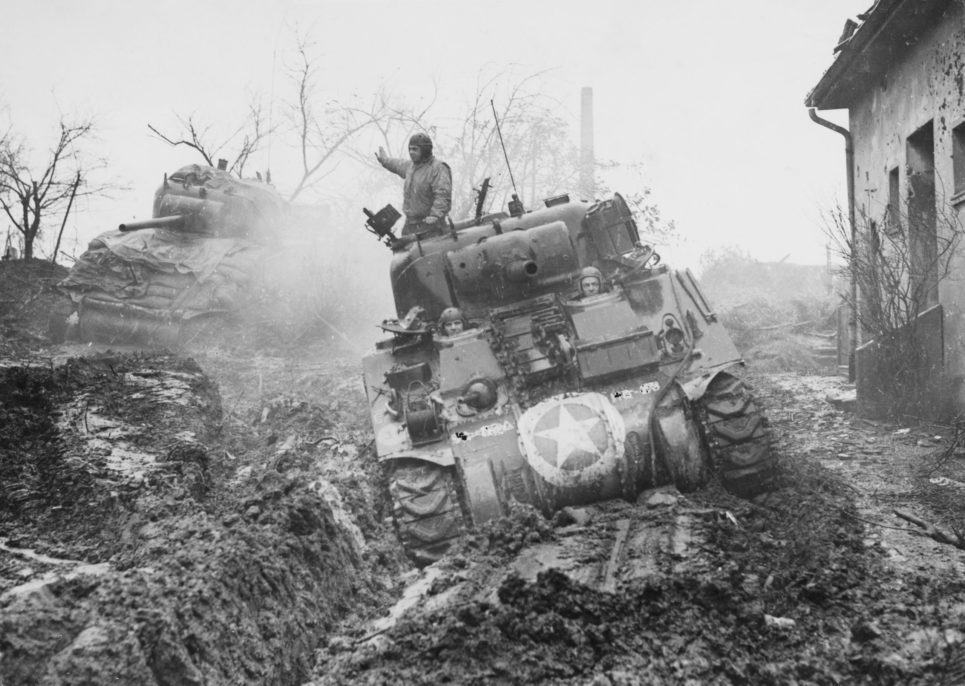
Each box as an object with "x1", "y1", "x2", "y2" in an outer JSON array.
[{"x1": 55, "y1": 162, "x2": 288, "y2": 347}]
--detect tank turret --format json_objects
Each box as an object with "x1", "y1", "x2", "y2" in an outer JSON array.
[{"x1": 118, "y1": 165, "x2": 287, "y2": 240}]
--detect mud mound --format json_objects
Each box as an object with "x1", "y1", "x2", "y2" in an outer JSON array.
[
  {"x1": 0, "y1": 354, "x2": 218, "y2": 562},
  {"x1": 0, "y1": 351, "x2": 380, "y2": 685},
  {"x1": 444, "y1": 502, "x2": 556, "y2": 562},
  {"x1": 2, "y1": 486, "x2": 360, "y2": 685},
  {"x1": 191, "y1": 349, "x2": 396, "y2": 552},
  {"x1": 0, "y1": 259, "x2": 70, "y2": 355}
]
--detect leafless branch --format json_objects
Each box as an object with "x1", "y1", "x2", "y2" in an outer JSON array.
[
  {"x1": 823, "y1": 181, "x2": 965, "y2": 418},
  {"x1": 148, "y1": 103, "x2": 271, "y2": 175},
  {"x1": 281, "y1": 32, "x2": 391, "y2": 202},
  {"x1": 894, "y1": 509, "x2": 965, "y2": 549},
  {"x1": 148, "y1": 118, "x2": 214, "y2": 166},
  {"x1": 0, "y1": 115, "x2": 113, "y2": 260}
]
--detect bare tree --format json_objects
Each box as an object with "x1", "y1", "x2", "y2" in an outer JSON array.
[
  {"x1": 147, "y1": 32, "x2": 390, "y2": 201},
  {"x1": 443, "y1": 70, "x2": 569, "y2": 216},
  {"x1": 824, "y1": 195, "x2": 964, "y2": 419},
  {"x1": 148, "y1": 100, "x2": 270, "y2": 177},
  {"x1": 0, "y1": 116, "x2": 110, "y2": 261},
  {"x1": 350, "y1": 68, "x2": 576, "y2": 219},
  {"x1": 364, "y1": 68, "x2": 675, "y2": 238},
  {"x1": 596, "y1": 160, "x2": 677, "y2": 244},
  {"x1": 282, "y1": 33, "x2": 391, "y2": 202}
]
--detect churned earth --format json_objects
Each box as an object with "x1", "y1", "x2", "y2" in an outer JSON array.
[
  {"x1": 2, "y1": 258, "x2": 965, "y2": 685},
  {"x1": 309, "y1": 371, "x2": 965, "y2": 685}
]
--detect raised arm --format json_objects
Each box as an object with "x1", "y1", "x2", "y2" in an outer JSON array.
[{"x1": 375, "y1": 147, "x2": 409, "y2": 179}]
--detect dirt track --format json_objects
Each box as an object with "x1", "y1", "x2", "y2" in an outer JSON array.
[{"x1": 2, "y1": 260, "x2": 965, "y2": 684}]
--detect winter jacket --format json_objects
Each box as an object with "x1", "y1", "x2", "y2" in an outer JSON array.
[{"x1": 380, "y1": 155, "x2": 452, "y2": 224}]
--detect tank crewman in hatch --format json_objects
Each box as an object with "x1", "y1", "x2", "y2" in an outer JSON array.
[
  {"x1": 577, "y1": 266, "x2": 607, "y2": 297},
  {"x1": 375, "y1": 133, "x2": 452, "y2": 235},
  {"x1": 438, "y1": 307, "x2": 468, "y2": 336}
]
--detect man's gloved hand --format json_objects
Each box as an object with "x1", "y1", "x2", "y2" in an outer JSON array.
[
  {"x1": 375, "y1": 146, "x2": 388, "y2": 164},
  {"x1": 424, "y1": 216, "x2": 439, "y2": 225}
]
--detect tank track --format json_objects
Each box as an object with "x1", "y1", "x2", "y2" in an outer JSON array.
[
  {"x1": 698, "y1": 373, "x2": 779, "y2": 498},
  {"x1": 387, "y1": 460, "x2": 466, "y2": 566}
]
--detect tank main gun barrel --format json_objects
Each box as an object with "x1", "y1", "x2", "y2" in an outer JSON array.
[
  {"x1": 118, "y1": 215, "x2": 186, "y2": 232},
  {"x1": 504, "y1": 259, "x2": 539, "y2": 282}
]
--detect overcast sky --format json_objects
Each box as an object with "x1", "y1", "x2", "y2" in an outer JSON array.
[{"x1": 1, "y1": 0, "x2": 870, "y2": 269}]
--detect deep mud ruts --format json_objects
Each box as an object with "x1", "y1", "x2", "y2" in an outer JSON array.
[{"x1": 0, "y1": 352, "x2": 392, "y2": 685}]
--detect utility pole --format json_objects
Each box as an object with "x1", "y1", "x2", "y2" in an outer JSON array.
[{"x1": 52, "y1": 171, "x2": 81, "y2": 265}]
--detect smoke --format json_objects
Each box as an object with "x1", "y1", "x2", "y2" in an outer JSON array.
[{"x1": 239, "y1": 201, "x2": 395, "y2": 353}]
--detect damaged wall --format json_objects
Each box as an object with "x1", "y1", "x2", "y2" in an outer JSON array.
[{"x1": 845, "y1": 2, "x2": 965, "y2": 417}]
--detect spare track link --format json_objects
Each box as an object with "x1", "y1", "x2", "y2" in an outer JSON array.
[
  {"x1": 699, "y1": 374, "x2": 779, "y2": 498},
  {"x1": 388, "y1": 460, "x2": 466, "y2": 566}
]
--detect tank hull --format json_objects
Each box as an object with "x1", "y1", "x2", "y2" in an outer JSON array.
[
  {"x1": 363, "y1": 194, "x2": 778, "y2": 564},
  {"x1": 363, "y1": 194, "x2": 776, "y2": 562}
]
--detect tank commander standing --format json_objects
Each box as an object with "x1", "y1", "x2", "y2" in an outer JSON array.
[{"x1": 375, "y1": 133, "x2": 452, "y2": 235}]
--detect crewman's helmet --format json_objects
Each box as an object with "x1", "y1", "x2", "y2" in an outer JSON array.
[
  {"x1": 439, "y1": 307, "x2": 466, "y2": 335},
  {"x1": 578, "y1": 266, "x2": 604, "y2": 296},
  {"x1": 409, "y1": 132, "x2": 433, "y2": 157}
]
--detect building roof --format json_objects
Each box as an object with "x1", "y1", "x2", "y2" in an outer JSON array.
[{"x1": 806, "y1": 0, "x2": 954, "y2": 110}]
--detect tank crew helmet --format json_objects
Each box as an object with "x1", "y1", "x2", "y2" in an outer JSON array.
[
  {"x1": 439, "y1": 307, "x2": 466, "y2": 335},
  {"x1": 408, "y1": 132, "x2": 433, "y2": 159},
  {"x1": 578, "y1": 266, "x2": 604, "y2": 296}
]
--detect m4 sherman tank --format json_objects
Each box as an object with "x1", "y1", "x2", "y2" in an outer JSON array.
[
  {"x1": 361, "y1": 193, "x2": 778, "y2": 565},
  {"x1": 55, "y1": 163, "x2": 288, "y2": 347}
]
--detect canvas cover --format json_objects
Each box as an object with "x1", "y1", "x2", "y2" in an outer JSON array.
[{"x1": 59, "y1": 229, "x2": 268, "y2": 316}]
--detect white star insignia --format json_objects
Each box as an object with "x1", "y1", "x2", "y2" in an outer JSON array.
[{"x1": 534, "y1": 404, "x2": 604, "y2": 469}]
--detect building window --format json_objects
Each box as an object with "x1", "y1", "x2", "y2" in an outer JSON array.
[
  {"x1": 906, "y1": 121, "x2": 938, "y2": 306},
  {"x1": 884, "y1": 166, "x2": 901, "y2": 236},
  {"x1": 953, "y1": 121, "x2": 965, "y2": 198}
]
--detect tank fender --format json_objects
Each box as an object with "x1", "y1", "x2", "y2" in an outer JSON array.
[
  {"x1": 651, "y1": 382, "x2": 709, "y2": 492},
  {"x1": 678, "y1": 368, "x2": 736, "y2": 403},
  {"x1": 460, "y1": 457, "x2": 505, "y2": 526},
  {"x1": 378, "y1": 450, "x2": 456, "y2": 469}
]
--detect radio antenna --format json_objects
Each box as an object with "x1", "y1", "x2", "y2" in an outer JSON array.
[{"x1": 491, "y1": 99, "x2": 525, "y2": 216}]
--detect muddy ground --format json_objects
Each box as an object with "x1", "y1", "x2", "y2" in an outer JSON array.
[{"x1": 2, "y1": 258, "x2": 965, "y2": 685}]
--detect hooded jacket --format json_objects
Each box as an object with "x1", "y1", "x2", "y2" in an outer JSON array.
[{"x1": 380, "y1": 154, "x2": 452, "y2": 223}]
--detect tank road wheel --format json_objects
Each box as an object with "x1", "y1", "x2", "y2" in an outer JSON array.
[
  {"x1": 699, "y1": 373, "x2": 778, "y2": 498},
  {"x1": 387, "y1": 460, "x2": 466, "y2": 566}
]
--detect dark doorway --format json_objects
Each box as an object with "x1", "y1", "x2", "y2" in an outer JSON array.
[{"x1": 906, "y1": 121, "x2": 938, "y2": 307}]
